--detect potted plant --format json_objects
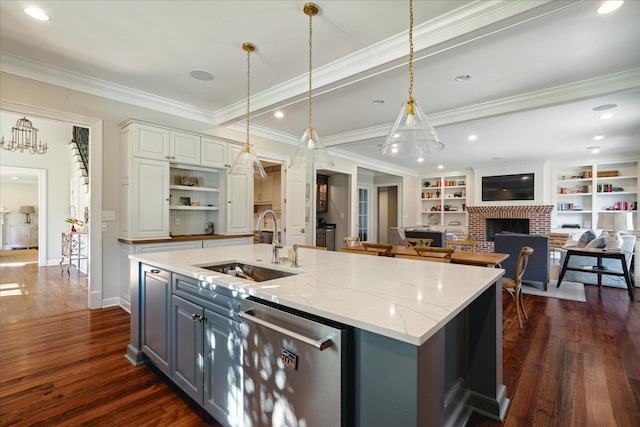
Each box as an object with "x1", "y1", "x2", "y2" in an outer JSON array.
[{"x1": 66, "y1": 218, "x2": 85, "y2": 232}]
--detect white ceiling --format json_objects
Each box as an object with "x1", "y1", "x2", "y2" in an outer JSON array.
[{"x1": 1, "y1": 0, "x2": 639, "y2": 175}]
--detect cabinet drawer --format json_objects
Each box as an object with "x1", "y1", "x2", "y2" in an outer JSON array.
[{"x1": 173, "y1": 275, "x2": 242, "y2": 316}]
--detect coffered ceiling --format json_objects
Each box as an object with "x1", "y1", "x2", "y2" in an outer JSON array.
[{"x1": 1, "y1": 0, "x2": 638, "y2": 175}]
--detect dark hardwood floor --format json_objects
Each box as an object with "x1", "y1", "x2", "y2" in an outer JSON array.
[{"x1": 1, "y1": 283, "x2": 638, "y2": 426}]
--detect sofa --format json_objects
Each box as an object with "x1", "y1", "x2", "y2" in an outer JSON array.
[
  {"x1": 493, "y1": 233, "x2": 550, "y2": 290},
  {"x1": 389, "y1": 227, "x2": 447, "y2": 247},
  {"x1": 558, "y1": 234, "x2": 636, "y2": 288}
]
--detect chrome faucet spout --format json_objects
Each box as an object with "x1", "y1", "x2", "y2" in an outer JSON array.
[{"x1": 257, "y1": 209, "x2": 281, "y2": 264}]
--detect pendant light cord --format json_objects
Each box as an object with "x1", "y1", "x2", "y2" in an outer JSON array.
[
  {"x1": 307, "y1": 11, "x2": 313, "y2": 134},
  {"x1": 408, "y1": 0, "x2": 414, "y2": 101},
  {"x1": 246, "y1": 46, "x2": 251, "y2": 151}
]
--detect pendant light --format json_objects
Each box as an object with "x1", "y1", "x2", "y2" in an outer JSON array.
[
  {"x1": 231, "y1": 42, "x2": 267, "y2": 178},
  {"x1": 0, "y1": 116, "x2": 48, "y2": 155},
  {"x1": 288, "y1": 2, "x2": 334, "y2": 169},
  {"x1": 380, "y1": 0, "x2": 444, "y2": 158}
]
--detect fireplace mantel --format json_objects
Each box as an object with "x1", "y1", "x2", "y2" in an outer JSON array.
[{"x1": 467, "y1": 205, "x2": 553, "y2": 251}]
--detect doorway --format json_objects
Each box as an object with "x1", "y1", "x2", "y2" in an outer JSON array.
[
  {"x1": 1, "y1": 101, "x2": 103, "y2": 309},
  {"x1": 377, "y1": 186, "x2": 398, "y2": 244}
]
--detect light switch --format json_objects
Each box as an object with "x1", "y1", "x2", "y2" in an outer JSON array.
[{"x1": 102, "y1": 211, "x2": 116, "y2": 221}]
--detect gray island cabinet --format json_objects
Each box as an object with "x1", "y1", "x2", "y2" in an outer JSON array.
[{"x1": 127, "y1": 244, "x2": 508, "y2": 427}]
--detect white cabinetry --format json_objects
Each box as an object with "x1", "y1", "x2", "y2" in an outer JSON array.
[
  {"x1": 169, "y1": 131, "x2": 201, "y2": 165},
  {"x1": 131, "y1": 123, "x2": 170, "y2": 161},
  {"x1": 226, "y1": 144, "x2": 253, "y2": 233},
  {"x1": 420, "y1": 174, "x2": 468, "y2": 227},
  {"x1": 201, "y1": 137, "x2": 227, "y2": 169},
  {"x1": 254, "y1": 173, "x2": 274, "y2": 204},
  {"x1": 553, "y1": 160, "x2": 638, "y2": 229}
]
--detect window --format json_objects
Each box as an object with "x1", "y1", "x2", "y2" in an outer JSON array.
[{"x1": 358, "y1": 186, "x2": 369, "y2": 242}]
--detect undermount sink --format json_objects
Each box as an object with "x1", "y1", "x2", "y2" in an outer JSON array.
[{"x1": 199, "y1": 261, "x2": 298, "y2": 282}]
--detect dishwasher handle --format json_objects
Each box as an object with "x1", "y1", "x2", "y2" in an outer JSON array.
[{"x1": 238, "y1": 310, "x2": 334, "y2": 351}]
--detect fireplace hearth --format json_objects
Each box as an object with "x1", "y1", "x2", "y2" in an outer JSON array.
[
  {"x1": 466, "y1": 205, "x2": 553, "y2": 251},
  {"x1": 485, "y1": 218, "x2": 529, "y2": 241}
]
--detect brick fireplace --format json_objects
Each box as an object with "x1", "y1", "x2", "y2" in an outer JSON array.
[{"x1": 467, "y1": 205, "x2": 553, "y2": 251}]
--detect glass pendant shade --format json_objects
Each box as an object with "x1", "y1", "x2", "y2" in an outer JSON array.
[
  {"x1": 380, "y1": 99, "x2": 443, "y2": 157},
  {"x1": 231, "y1": 145, "x2": 266, "y2": 178},
  {"x1": 289, "y1": 127, "x2": 335, "y2": 169}
]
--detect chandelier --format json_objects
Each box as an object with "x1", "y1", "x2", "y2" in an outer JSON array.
[{"x1": 1, "y1": 116, "x2": 48, "y2": 154}]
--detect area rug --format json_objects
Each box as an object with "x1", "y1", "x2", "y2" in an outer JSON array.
[{"x1": 521, "y1": 280, "x2": 586, "y2": 303}]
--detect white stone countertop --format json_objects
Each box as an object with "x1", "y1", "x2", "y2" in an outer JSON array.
[{"x1": 130, "y1": 244, "x2": 504, "y2": 346}]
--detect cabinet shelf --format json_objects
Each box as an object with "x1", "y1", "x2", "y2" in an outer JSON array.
[
  {"x1": 557, "y1": 193, "x2": 592, "y2": 196},
  {"x1": 170, "y1": 205, "x2": 219, "y2": 211},
  {"x1": 170, "y1": 184, "x2": 220, "y2": 193}
]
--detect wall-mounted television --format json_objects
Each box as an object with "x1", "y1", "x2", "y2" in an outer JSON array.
[{"x1": 482, "y1": 173, "x2": 535, "y2": 201}]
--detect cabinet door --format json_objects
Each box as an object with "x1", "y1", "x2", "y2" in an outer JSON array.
[
  {"x1": 141, "y1": 265, "x2": 171, "y2": 373},
  {"x1": 273, "y1": 171, "x2": 282, "y2": 211},
  {"x1": 171, "y1": 294, "x2": 204, "y2": 404},
  {"x1": 132, "y1": 123, "x2": 170, "y2": 161},
  {"x1": 227, "y1": 145, "x2": 253, "y2": 233},
  {"x1": 170, "y1": 131, "x2": 201, "y2": 165},
  {"x1": 203, "y1": 310, "x2": 242, "y2": 424},
  {"x1": 201, "y1": 137, "x2": 227, "y2": 169},
  {"x1": 132, "y1": 158, "x2": 170, "y2": 238}
]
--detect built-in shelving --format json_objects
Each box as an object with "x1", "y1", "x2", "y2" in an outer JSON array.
[
  {"x1": 552, "y1": 161, "x2": 638, "y2": 229},
  {"x1": 169, "y1": 164, "x2": 221, "y2": 235},
  {"x1": 420, "y1": 174, "x2": 468, "y2": 227}
]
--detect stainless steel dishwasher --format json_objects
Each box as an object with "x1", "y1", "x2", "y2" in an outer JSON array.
[{"x1": 239, "y1": 296, "x2": 353, "y2": 427}]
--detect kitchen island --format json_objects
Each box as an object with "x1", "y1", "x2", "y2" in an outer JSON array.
[{"x1": 127, "y1": 244, "x2": 508, "y2": 426}]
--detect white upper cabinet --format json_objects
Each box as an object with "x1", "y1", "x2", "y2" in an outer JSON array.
[
  {"x1": 201, "y1": 137, "x2": 227, "y2": 169},
  {"x1": 132, "y1": 123, "x2": 170, "y2": 161},
  {"x1": 169, "y1": 131, "x2": 201, "y2": 165}
]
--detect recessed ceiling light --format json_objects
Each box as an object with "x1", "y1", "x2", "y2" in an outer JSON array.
[
  {"x1": 596, "y1": 1, "x2": 624, "y2": 14},
  {"x1": 491, "y1": 157, "x2": 503, "y2": 161},
  {"x1": 11, "y1": 176, "x2": 19, "y2": 180},
  {"x1": 189, "y1": 69, "x2": 215, "y2": 81},
  {"x1": 593, "y1": 134, "x2": 605, "y2": 140},
  {"x1": 24, "y1": 7, "x2": 50, "y2": 21},
  {"x1": 454, "y1": 75, "x2": 471, "y2": 82},
  {"x1": 372, "y1": 100, "x2": 385, "y2": 105},
  {"x1": 274, "y1": 111, "x2": 284, "y2": 119},
  {"x1": 468, "y1": 134, "x2": 477, "y2": 141},
  {"x1": 417, "y1": 157, "x2": 424, "y2": 162},
  {"x1": 437, "y1": 165, "x2": 444, "y2": 169},
  {"x1": 599, "y1": 113, "x2": 613, "y2": 120},
  {"x1": 592, "y1": 104, "x2": 617, "y2": 111},
  {"x1": 587, "y1": 146, "x2": 601, "y2": 154}
]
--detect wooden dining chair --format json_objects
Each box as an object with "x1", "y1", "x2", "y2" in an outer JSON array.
[
  {"x1": 297, "y1": 244, "x2": 327, "y2": 250},
  {"x1": 503, "y1": 246, "x2": 534, "y2": 328},
  {"x1": 405, "y1": 237, "x2": 433, "y2": 247},
  {"x1": 412, "y1": 247, "x2": 454, "y2": 263},
  {"x1": 343, "y1": 236, "x2": 361, "y2": 247},
  {"x1": 338, "y1": 247, "x2": 378, "y2": 256},
  {"x1": 362, "y1": 243, "x2": 393, "y2": 256},
  {"x1": 445, "y1": 240, "x2": 476, "y2": 252},
  {"x1": 547, "y1": 232, "x2": 570, "y2": 262}
]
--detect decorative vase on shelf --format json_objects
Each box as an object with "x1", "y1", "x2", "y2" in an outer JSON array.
[
  {"x1": 204, "y1": 221, "x2": 215, "y2": 235},
  {"x1": 71, "y1": 225, "x2": 76, "y2": 232}
]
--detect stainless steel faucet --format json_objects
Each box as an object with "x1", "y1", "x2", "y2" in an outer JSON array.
[{"x1": 257, "y1": 209, "x2": 282, "y2": 264}]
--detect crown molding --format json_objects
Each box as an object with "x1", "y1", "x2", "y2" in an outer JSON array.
[
  {"x1": 0, "y1": 52, "x2": 215, "y2": 124},
  {"x1": 329, "y1": 147, "x2": 419, "y2": 177}
]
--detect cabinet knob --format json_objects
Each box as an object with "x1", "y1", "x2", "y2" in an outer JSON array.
[
  {"x1": 150, "y1": 269, "x2": 161, "y2": 274},
  {"x1": 198, "y1": 315, "x2": 207, "y2": 323},
  {"x1": 191, "y1": 313, "x2": 199, "y2": 320}
]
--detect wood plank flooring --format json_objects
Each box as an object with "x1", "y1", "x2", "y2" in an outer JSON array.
[
  {"x1": 0, "y1": 264, "x2": 88, "y2": 325},
  {"x1": 0, "y1": 307, "x2": 221, "y2": 427},
  {"x1": 0, "y1": 273, "x2": 637, "y2": 426}
]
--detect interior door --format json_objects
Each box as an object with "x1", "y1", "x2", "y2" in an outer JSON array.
[{"x1": 284, "y1": 168, "x2": 306, "y2": 246}]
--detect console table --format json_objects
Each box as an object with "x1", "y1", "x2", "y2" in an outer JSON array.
[
  {"x1": 557, "y1": 247, "x2": 636, "y2": 301},
  {"x1": 60, "y1": 232, "x2": 88, "y2": 276},
  {"x1": 8, "y1": 224, "x2": 38, "y2": 249}
]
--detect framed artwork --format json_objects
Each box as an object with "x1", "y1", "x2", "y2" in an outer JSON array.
[{"x1": 179, "y1": 196, "x2": 191, "y2": 206}]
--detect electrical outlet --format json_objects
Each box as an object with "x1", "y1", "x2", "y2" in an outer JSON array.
[
  {"x1": 174, "y1": 217, "x2": 181, "y2": 226},
  {"x1": 102, "y1": 222, "x2": 107, "y2": 232}
]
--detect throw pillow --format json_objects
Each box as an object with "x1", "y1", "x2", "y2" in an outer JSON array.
[
  {"x1": 598, "y1": 230, "x2": 609, "y2": 239},
  {"x1": 577, "y1": 230, "x2": 596, "y2": 247},
  {"x1": 586, "y1": 236, "x2": 606, "y2": 248}
]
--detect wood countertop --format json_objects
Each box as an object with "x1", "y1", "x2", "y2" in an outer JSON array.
[{"x1": 118, "y1": 233, "x2": 253, "y2": 245}]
